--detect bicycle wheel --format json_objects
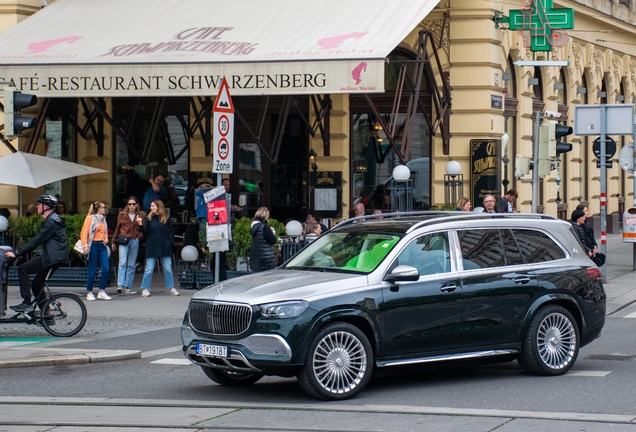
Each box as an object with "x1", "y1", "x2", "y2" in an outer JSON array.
[{"x1": 40, "y1": 293, "x2": 87, "y2": 337}]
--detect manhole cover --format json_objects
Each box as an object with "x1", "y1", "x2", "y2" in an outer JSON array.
[{"x1": 585, "y1": 354, "x2": 636, "y2": 361}]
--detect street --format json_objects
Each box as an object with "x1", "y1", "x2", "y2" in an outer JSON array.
[{"x1": 1, "y1": 293, "x2": 636, "y2": 431}]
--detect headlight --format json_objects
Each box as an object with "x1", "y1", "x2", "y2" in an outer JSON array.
[{"x1": 260, "y1": 301, "x2": 309, "y2": 319}]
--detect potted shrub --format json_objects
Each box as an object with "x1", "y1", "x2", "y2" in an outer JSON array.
[{"x1": 227, "y1": 216, "x2": 285, "y2": 275}]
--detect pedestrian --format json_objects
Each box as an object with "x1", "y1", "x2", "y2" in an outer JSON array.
[
  {"x1": 455, "y1": 197, "x2": 471, "y2": 211},
  {"x1": 249, "y1": 206, "x2": 277, "y2": 272},
  {"x1": 25, "y1": 203, "x2": 37, "y2": 217},
  {"x1": 137, "y1": 199, "x2": 179, "y2": 297},
  {"x1": 111, "y1": 196, "x2": 144, "y2": 294},
  {"x1": 354, "y1": 202, "x2": 365, "y2": 217},
  {"x1": 80, "y1": 201, "x2": 111, "y2": 301},
  {"x1": 482, "y1": 194, "x2": 498, "y2": 213},
  {"x1": 369, "y1": 184, "x2": 391, "y2": 210},
  {"x1": 572, "y1": 206, "x2": 605, "y2": 266},
  {"x1": 3, "y1": 195, "x2": 68, "y2": 312},
  {"x1": 305, "y1": 223, "x2": 321, "y2": 243},
  {"x1": 498, "y1": 189, "x2": 518, "y2": 213},
  {"x1": 120, "y1": 165, "x2": 167, "y2": 212},
  {"x1": 56, "y1": 201, "x2": 68, "y2": 215}
]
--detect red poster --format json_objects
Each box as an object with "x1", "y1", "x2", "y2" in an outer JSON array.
[{"x1": 206, "y1": 200, "x2": 228, "y2": 225}]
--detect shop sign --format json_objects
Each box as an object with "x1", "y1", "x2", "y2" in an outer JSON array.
[{"x1": 470, "y1": 139, "x2": 500, "y2": 209}]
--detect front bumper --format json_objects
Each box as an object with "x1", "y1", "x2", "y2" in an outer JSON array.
[{"x1": 182, "y1": 325, "x2": 293, "y2": 373}]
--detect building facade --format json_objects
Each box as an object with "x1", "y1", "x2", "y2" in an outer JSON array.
[{"x1": 0, "y1": 0, "x2": 635, "y2": 231}]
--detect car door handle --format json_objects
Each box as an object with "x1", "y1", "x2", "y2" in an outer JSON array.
[
  {"x1": 440, "y1": 283, "x2": 457, "y2": 293},
  {"x1": 514, "y1": 276, "x2": 531, "y2": 285}
]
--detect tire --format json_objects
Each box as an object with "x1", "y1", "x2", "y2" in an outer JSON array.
[
  {"x1": 201, "y1": 367, "x2": 263, "y2": 386},
  {"x1": 519, "y1": 305, "x2": 579, "y2": 376},
  {"x1": 40, "y1": 293, "x2": 87, "y2": 337},
  {"x1": 297, "y1": 322, "x2": 374, "y2": 401}
]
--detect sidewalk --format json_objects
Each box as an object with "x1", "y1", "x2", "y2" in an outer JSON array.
[{"x1": 1, "y1": 233, "x2": 636, "y2": 369}]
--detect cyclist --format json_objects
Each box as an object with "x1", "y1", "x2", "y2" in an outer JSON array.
[{"x1": 4, "y1": 194, "x2": 69, "y2": 312}]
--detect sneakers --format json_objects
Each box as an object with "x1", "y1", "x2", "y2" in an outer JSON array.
[
  {"x1": 86, "y1": 292, "x2": 96, "y2": 301},
  {"x1": 10, "y1": 300, "x2": 35, "y2": 313},
  {"x1": 169, "y1": 288, "x2": 180, "y2": 296},
  {"x1": 97, "y1": 291, "x2": 111, "y2": 300},
  {"x1": 141, "y1": 289, "x2": 151, "y2": 297},
  {"x1": 124, "y1": 287, "x2": 136, "y2": 294},
  {"x1": 116, "y1": 286, "x2": 124, "y2": 294}
]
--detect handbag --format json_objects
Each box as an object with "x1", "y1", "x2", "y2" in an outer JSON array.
[
  {"x1": 73, "y1": 240, "x2": 85, "y2": 254},
  {"x1": 592, "y1": 252, "x2": 606, "y2": 267},
  {"x1": 114, "y1": 235, "x2": 130, "y2": 246}
]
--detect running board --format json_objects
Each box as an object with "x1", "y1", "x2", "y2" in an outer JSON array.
[{"x1": 376, "y1": 349, "x2": 519, "y2": 368}]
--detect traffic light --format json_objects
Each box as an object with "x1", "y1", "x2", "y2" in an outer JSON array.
[
  {"x1": 537, "y1": 122, "x2": 552, "y2": 177},
  {"x1": 547, "y1": 120, "x2": 573, "y2": 160},
  {"x1": 3, "y1": 87, "x2": 38, "y2": 138}
]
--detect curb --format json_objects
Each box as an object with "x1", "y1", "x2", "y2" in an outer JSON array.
[{"x1": 0, "y1": 349, "x2": 141, "y2": 369}]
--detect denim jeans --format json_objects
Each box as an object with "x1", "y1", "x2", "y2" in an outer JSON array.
[
  {"x1": 87, "y1": 241, "x2": 110, "y2": 292},
  {"x1": 117, "y1": 238, "x2": 139, "y2": 288},
  {"x1": 140, "y1": 256, "x2": 174, "y2": 290}
]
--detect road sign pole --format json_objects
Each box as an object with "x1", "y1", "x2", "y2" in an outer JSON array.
[
  {"x1": 600, "y1": 106, "x2": 607, "y2": 282},
  {"x1": 532, "y1": 112, "x2": 540, "y2": 213}
]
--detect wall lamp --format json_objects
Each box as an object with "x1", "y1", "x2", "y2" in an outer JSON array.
[{"x1": 308, "y1": 148, "x2": 318, "y2": 172}]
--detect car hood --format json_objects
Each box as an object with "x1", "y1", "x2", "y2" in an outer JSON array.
[{"x1": 192, "y1": 269, "x2": 368, "y2": 305}]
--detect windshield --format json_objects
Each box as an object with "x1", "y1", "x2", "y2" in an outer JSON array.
[{"x1": 285, "y1": 231, "x2": 401, "y2": 273}]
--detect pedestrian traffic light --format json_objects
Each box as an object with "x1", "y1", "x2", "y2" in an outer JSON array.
[
  {"x1": 547, "y1": 120, "x2": 573, "y2": 160},
  {"x1": 3, "y1": 86, "x2": 38, "y2": 138}
]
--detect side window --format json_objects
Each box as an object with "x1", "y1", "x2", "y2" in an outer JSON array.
[
  {"x1": 512, "y1": 229, "x2": 566, "y2": 263},
  {"x1": 457, "y1": 229, "x2": 505, "y2": 269},
  {"x1": 501, "y1": 229, "x2": 524, "y2": 266},
  {"x1": 397, "y1": 232, "x2": 450, "y2": 275}
]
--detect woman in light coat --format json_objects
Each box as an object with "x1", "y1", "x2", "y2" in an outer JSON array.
[{"x1": 80, "y1": 201, "x2": 111, "y2": 301}]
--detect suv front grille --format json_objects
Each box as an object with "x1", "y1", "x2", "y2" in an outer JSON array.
[{"x1": 189, "y1": 300, "x2": 252, "y2": 335}]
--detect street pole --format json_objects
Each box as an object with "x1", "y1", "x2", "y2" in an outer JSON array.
[
  {"x1": 633, "y1": 115, "x2": 636, "y2": 271},
  {"x1": 531, "y1": 112, "x2": 540, "y2": 214},
  {"x1": 215, "y1": 173, "x2": 222, "y2": 283},
  {"x1": 600, "y1": 106, "x2": 607, "y2": 282}
]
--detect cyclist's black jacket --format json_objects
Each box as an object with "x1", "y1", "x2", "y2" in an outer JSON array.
[{"x1": 16, "y1": 213, "x2": 69, "y2": 267}]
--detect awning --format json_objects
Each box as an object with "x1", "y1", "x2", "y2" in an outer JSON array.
[{"x1": 0, "y1": 0, "x2": 438, "y2": 97}]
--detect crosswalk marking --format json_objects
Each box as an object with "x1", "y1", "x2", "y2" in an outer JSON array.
[
  {"x1": 565, "y1": 370, "x2": 612, "y2": 377},
  {"x1": 141, "y1": 345, "x2": 182, "y2": 358},
  {"x1": 624, "y1": 310, "x2": 636, "y2": 318},
  {"x1": 150, "y1": 358, "x2": 193, "y2": 365}
]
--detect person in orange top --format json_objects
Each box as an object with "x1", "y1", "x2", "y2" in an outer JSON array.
[{"x1": 80, "y1": 201, "x2": 111, "y2": 301}]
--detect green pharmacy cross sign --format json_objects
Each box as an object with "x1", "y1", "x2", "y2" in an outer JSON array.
[{"x1": 499, "y1": 0, "x2": 574, "y2": 52}]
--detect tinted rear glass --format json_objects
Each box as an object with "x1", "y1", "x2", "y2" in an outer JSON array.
[{"x1": 512, "y1": 229, "x2": 566, "y2": 263}]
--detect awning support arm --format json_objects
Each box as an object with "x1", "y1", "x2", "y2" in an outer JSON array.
[
  {"x1": 78, "y1": 98, "x2": 104, "y2": 156},
  {"x1": 141, "y1": 98, "x2": 165, "y2": 162},
  {"x1": 86, "y1": 97, "x2": 145, "y2": 163}
]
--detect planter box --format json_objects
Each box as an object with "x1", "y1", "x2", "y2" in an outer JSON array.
[
  {"x1": 195, "y1": 270, "x2": 215, "y2": 289},
  {"x1": 226, "y1": 270, "x2": 251, "y2": 279},
  {"x1": 8, "y1": 266, "x2": 112, "y2": 287}
]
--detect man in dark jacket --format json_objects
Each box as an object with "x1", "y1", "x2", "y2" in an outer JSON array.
[{"x1": 4, "y1": 194, "x2": 69, "y2": 312}]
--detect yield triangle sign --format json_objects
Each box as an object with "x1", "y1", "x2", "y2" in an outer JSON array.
[{"x1": 213, "y1": 78, "x2": 234, "y2": 113}]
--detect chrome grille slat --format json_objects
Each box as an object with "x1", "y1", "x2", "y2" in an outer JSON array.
[{"x1": 189, "y1": 300, "x2": 252, "y2": 335}]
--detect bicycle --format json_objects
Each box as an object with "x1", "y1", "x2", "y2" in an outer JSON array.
[{"x1": 0, "y1": 256, "x2": 87, "y2": 337}]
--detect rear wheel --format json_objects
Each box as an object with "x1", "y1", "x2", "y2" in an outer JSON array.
[
  {"x1": 519, "y1": 305, "x2": 579, "y2": 375},
  {"x1": 201, "y1": 367, "x2": 263, "y2": 386},
  {"x1": 40, "y1": 293, "x2": 87, "y2": 337},
  {"x1": 297, "y1": 322, "x2": 373, "y2": 400}
]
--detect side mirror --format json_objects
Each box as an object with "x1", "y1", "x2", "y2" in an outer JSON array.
[{"x1": 387, "y1": 265, "x2": 420, "y2": 282}]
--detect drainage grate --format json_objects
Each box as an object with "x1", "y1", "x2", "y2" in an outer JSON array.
[{"x1": 585, "y1": 354, "x2": 636, "y2": 361}]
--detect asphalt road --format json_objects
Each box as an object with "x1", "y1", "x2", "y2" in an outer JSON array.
[{"x1": 1, "y1": 302, "x2": 636, "y2": 431}]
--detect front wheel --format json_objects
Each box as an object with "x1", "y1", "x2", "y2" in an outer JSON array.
[
  {"x1": 297, "y1": 322, "x2": 374, "y2": 400},
  {"x1": 519, "y1": 305, "x2": 579, "y2": 375},
  {"x1": 40, "y1": 293, "x2": 87, "y2": 337},
  {"x1": 201, "y1": 367, "x2": 263, "y2": 386}
]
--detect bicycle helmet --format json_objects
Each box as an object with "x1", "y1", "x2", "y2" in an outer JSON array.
[{"x1": 37, "y1": 194, "x2": 58, "y2": 210}]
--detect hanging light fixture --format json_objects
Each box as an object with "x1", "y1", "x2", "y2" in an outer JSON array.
[{"x1": 308, "y1": 148, "x2": 318, "y2": 172}]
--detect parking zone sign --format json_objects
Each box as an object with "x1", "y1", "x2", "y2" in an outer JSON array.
[{"x1": 213, "y1": 78, "x2": 234, "y2": 174}]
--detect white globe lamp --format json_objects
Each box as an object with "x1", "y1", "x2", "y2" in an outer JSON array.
[
  {"x1": 0, "y1": 216, "x2": 8, "y2": 232},
  {"x1": 285, "y1": 220, "x2": 303, "y2": 237},
  {"x1": 392, "y1": 165, "x2": 410, "y2": 181},
  {"x1": 445, "y1": 160, "x2": 461, "y2": 176},
  {"x1": 181, "y1": 245, "x2": 199, "y2": 262}
]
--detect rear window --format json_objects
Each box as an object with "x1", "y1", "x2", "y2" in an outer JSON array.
[{"x1": 512, "y1": 229, "x2": 566, "y2": 263}]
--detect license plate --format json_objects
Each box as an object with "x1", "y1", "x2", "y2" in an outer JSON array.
[{"x1": 196, "y1": 343, "x2": 228, "y2": 358}]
